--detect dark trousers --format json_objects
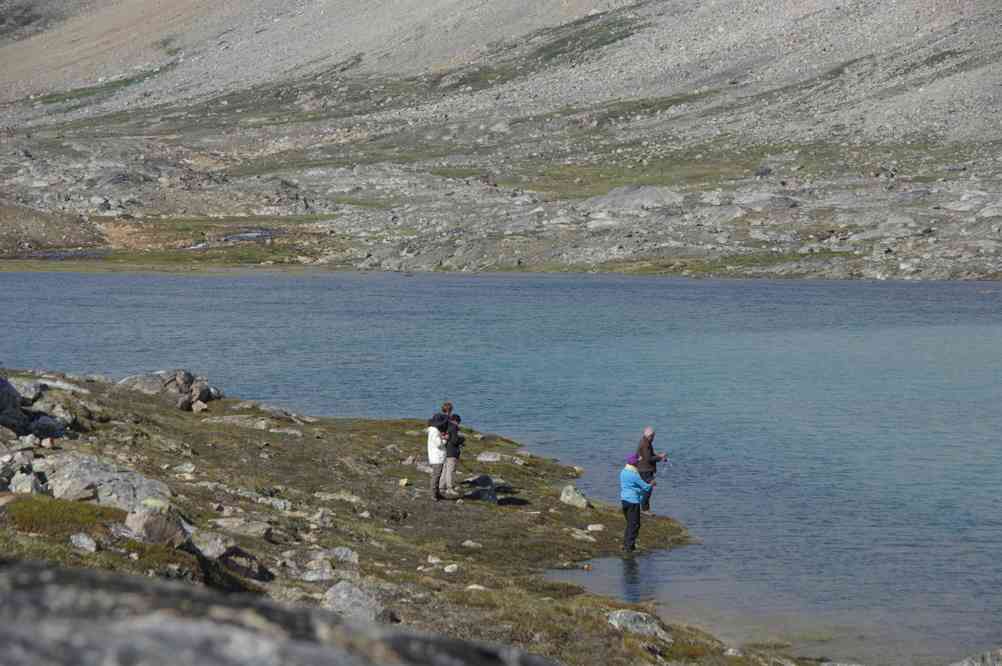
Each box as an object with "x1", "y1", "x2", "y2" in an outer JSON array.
[
  {"x1": 639, "y1": 470, "x2": 655, "y2": 511},
  {"x1": 622, "y1": 500, "x2": 641, "y2": 551}
]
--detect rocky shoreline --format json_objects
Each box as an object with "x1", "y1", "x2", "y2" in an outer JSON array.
[{"x1": 0, "y1": 366, "x2": 768, "y2": 666}]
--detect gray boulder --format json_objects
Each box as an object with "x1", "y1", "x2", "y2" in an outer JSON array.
[
  {"x1": 7, "y1": 378, "x2": 42, "y2": 404},
  {"x1": 210, "y1": 517, "x2": 273, "y2": 540},
  {"x1": 9, "y1": 470, "x2": 46, "y2": 495},
  {"x1": 38, "y1": 453, "x2": 171, "y2": 512},
  {"x1": 950, "y1": 648, "x2": 1002, "y2": 666},
  {"x1": 190, "y1": 530, "x2": 236, "y2": 560},
  {"x1": 124, "y1": 499, "x2": 187, "y2": 547},
  {"x1": 322, "y1": 580, "x2": 385, "y2": 623},
  {"x1": 606, "y1": 609, "x2": 674, "y2": 644},
  {"x1": 331, "y1": 547, "x2": 359, "y2": 566},
  {"x1": 559, "y1": 485, "x2": 590, "y2": 509},
  {"x1": 0, "y1": 560, "x2": 552, "y2": 666},
  {"x1": 190, "y1": 530, "x2": 270, "y2": 580},
  {"x1": 70, "y1": 533, "x2": 99, "y2": 553},
  {"x1": 302, "y1": 557, "x2": 337, "y2": 582},
  {"x1": 47, "y1": 476, "x2": 98, "y2": 502}
]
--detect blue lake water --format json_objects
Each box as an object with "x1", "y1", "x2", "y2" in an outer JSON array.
[{"x1": 2, "y1": 270, "x2": 1001, "y2": 665}]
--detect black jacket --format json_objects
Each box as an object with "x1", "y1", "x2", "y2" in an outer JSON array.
[
  {"x1": 636, "y1": 435, "x2": 658, "y2": 473},
  {"x1": 445, "y1": 420, "x2": 465, "y2": 458}
]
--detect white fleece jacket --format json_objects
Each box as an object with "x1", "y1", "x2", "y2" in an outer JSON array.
[{"x1": 427, "y1": 426, "x2": 446, "y2": 465}]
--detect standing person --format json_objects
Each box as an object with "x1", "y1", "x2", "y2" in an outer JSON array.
[
  {"x1": 440, "y1": 413, "x2": 465, "y2": 497},
  {"x1": 635, "y1": 426, "x2": 667, "y2": 513},
  {"x1": 427, "y1": 408, "x2": 450, "y2": 502},
  {"x1": 426, "y1": 402, "x2": 454, "y2": 500},
  {"x1": 620, "y1": 453, "x2": 654, "y2": 552}
]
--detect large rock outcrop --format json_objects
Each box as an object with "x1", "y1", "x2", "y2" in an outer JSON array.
[
  {"x1": 35, "y1": 452, "x2": 172, "y2": 512},
  {"x1": 118, "y1": 369, "x2": 223, "y2": 412},
  {"x1": 0, "y1": 560, "x2": 552, "y2": 666},
  {"x1": 0, "y1": 377, "x2": 29, "y2": 435}
]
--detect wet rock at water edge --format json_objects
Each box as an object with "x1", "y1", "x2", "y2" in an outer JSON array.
[{"x1": 606, "y1": 609, "x2": 673, "y2": 644}]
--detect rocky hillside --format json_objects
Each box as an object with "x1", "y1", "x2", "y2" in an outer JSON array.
[{"x1": 0, "y1": 0, "x2": 1000, "y2": 278}]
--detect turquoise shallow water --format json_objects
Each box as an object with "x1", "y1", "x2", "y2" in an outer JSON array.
[{"x1": 3, "y1": 271, "x2": 1001, "y2": 665}]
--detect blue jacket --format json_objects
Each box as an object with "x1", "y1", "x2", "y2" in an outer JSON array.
[{"x1": 620, "y1": 465, "x2": 653, "y2": 504}]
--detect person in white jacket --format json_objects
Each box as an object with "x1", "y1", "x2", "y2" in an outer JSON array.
[{"x1": 427, "y1": 421, "x2": 447, "y2": 501}]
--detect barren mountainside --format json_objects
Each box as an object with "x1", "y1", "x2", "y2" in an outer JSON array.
[{"x1": 0, "y1": 0, "x2": 1000, "y2": 278}]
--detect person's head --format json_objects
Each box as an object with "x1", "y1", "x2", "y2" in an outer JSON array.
[
  {"x1": 429, "y1": 412, "x2": 449, "y2": 431},
  {"x1": 643, "y1": 426, "x2": 655, "y2": 440},
  {"x1": 626, "y1": 453, "x2": 639, "y2": 466},
  {"x1": 441, "y1": 401, "x2": 453, "y2": 415},
  {"x1": 450, "y1": 413, "x2": 461, "y2": 424}
]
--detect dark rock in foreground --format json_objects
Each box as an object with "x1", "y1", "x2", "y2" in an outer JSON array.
[{"x1": 0, "y1": 559, "x2": 552, "y2": 666}]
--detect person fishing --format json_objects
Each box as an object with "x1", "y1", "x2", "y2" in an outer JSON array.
[
  {"x1": 620, "y1": 453, "x2": 654, "y2": 552},
  {"x1": 635, "y1": 426, "x2": 667, "y2": 513}
]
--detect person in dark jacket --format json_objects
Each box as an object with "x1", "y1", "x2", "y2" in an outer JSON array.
[
  {"x1": 620, "y1": 453, "x2": 654, "y2": 552},
  {"x1": 440, "y1": 413, "x2": 465, "y2": 496},
  {"x1": 635, "y1": 426, "x2": 667, "y2": 512}
]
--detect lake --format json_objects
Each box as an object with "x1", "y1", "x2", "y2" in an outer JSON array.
[{"x1": 2, "y1": 270, "x2": 1000, "y2": 665}]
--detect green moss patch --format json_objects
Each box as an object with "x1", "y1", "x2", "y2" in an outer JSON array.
[{"x1": 5, "y1": 496, "x2": 125, "y2": 538}]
